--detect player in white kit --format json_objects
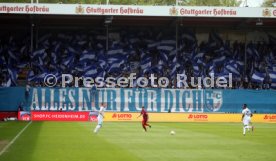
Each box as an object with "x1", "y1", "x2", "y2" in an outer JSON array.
[
  {"x1": 94, "y1": 103, "x2": 106, "y2": 133},
  {"x1": 241, "y1": 104, "x2": 254, "y2": 136}
]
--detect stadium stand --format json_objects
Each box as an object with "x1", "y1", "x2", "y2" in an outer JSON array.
[{"x1": 1, "y1": 27, "x2": 276, "y2": 89}]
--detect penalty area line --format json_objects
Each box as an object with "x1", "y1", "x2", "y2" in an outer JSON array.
[{"x1": 0, "y1": 121, "x2": 32, "y2": 156}]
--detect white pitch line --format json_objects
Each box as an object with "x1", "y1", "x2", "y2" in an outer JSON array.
[{"x1": 0, "y1": 121, "x2": 32, "y2": 156}]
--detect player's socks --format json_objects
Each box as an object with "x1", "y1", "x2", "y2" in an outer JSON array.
[
  {"x1": 247, "y1": 126, "x2": 252, "y2": 132},
  {"x1": 243, "y1": 127, "x2": 246, "y2": 135},
  {"x1": 94, "y1": 125, "x2": 101, "y2": 133},
  {"x1": 252, "y1": 126, "x2": 254, "y2": 132},
  {"x1": 142, "y1": 125, "x2": 147, "y2": 132}
]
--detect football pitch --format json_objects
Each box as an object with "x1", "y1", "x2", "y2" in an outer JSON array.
[{"x1": 0, "y1": 122, "x2": 276, "y2": 161}]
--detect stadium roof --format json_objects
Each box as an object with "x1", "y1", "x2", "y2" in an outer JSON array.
[
  {"x1": 1, "y1": 14, "x2": 276, "y2": 30},
  {"x1": 0, "y1": 3, "x2": 276, "y2": 18},
  {"x1": 0, "y1": 3, "x2": 275, "y2": 30}
]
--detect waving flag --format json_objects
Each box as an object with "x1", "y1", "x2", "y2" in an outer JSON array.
[
  {"x1": 170, "y1": 65, "x2": 177, "y2": 77},
  {"x1": 269, "y1": 71, "x2": 276, "y2": 83},
  {"x1": 157, "y1": 40, "x2": 175, "y2": 54},
  {"x1": 84, "y1": 66, "x2": 98, "y2": 78},
  {"x1": 27, "y1": 70, "x2": 36, "y2": 82},
  {"x1": 193, "y1": 52, "x2": 204, "y2": 60},
  {"x1": 246, "y1": 43, "x2": 260, "y2": 59},
  {"x1": 140, "y1": 57, "x2": 151, "y2": 70},
  {"x1": 107, "y1": 48, "x2": 124, "y2": 55},
  {"x1": 7, "y1": 67, "x2": 18, "y2": 86},
  {"x1": 225, "y1": 61, "x2": 240, "y2": 76},
  {"x1": 148, "y1": 42, "x2": 159, "y2": 49},
  {"x1": 32, "y1": 48, "x2": 46, "y2": 59},
  {"x1": 160, "y1": 52, "x2": 169, "y2": 62},
  {"x1": 251, "y1": 71, "x2": 265, "y2": 83},
  {"x1": 209, "y1": 31, "x2": 224, "y2": 48},
  {"x1": 8, "y1": 50, "x2": 18, "y2": 61},
  {"x1": 108, "y1": 60, "x2": 124, "y2": 73},
  {"x1": 213, "y1": 56, "x2": 226, "y2": 65},
  {"x1": 181, "y1": 29, "x2": 197, "y2": 50},
  {"x1": 80, "y1": 50, "x2": 96, "y2": 62},
  {"x1": 181, "y1": 30, "x2": 196, "y2": 42},
  {"x1": 193, "y1": 63, "x2": 200, "y2": 77},
  {"x1": 271, "y1": 83, "x2": 276, "y2": 89}
]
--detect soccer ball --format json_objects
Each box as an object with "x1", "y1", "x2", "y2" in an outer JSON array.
[{"x1": 170, "y1": 130, "x2": 175, "y2": 135}]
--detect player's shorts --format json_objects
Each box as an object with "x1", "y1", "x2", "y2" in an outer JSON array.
[
  {"x1": 97, "y1": 115, "x2": 104, "y2": 125},
  {"x1": 243, "y1": 117, "x2": 251, "y2": 126},
  {"x1": 142, "y1": 117, "x2": 148, "y2": 124}
]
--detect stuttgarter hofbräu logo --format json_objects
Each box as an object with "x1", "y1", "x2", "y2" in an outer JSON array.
[
  {"x1": 262, "y1": 8, "x2": 271, "y2": 17},
  {"x1": 75, "y1": 4, "x2": 84, "y2": 14},
  {"x1": 169, "y1": 7, "x2": 178, "y2": 16}
]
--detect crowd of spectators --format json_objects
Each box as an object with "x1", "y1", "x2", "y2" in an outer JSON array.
[{"x1": 0, "y1": 28, "x2": 276, "y2": 89}]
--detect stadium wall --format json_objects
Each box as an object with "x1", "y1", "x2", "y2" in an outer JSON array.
[
  {"x1": 17, "y1": 111, "x2": 276, "y2": 123},
  {"x1": 1, "y1": 87, "x2": 276, "y2": 113},
  {"x1": 104, "y1": 112, "x2": 276, "y2": 123}
]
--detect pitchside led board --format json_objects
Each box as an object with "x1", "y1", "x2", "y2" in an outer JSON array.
[{"x1": 0, "y1": 87, "x2": 276, "y2": 122}]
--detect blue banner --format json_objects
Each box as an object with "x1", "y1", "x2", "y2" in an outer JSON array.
[{"x1": 0, "y1": 87, "x2": 276, "y2": 113}]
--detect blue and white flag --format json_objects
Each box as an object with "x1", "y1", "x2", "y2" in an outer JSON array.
[
  {"x1": 97, "y1": 70, "x2": 106, "y2": 78},
  {"x1": 107, "y1": 48, "x2": 124, "y2": 55},
  {"x1": 209, "y1": 31, "x2": 224, "y2": 47},
  {"x1": 84, "y1": 66, "x2": 98, "y2": 78},
  {"x1": 196, "y1": 58, "x2": 206, "y2": 67},
  {"x1": 213, "y1": 56, "x2": 226, "y2": 65},
  {"x1": 108, "y1": 60, "x2": 124, "y2": 72},
  {"x1": 273, "y1": 65, "x2": 276, "y2": 72},
  {"x1": 193, "y1": 52, "x2": 204, "y2": 60},
  {"x1": 99, "y1": 59, "x2": 107, "y2": 69},
  {"x1": 170, "y1": 65, "x2": 177, "y2": 77},
  {"x1": 160, "y1": 52, "x2": 169, "y2": 62},
  {"x1": 27, "y1": 70, "x2": 36, "y2": 82},
  {"x1": 160, "y1": 40, "x2": 176, "y2": 46},
  {"x1": 140, "y1": 57, "x2": 151, "y2": 71},
  {"x1": 32, "y1": 48, "x2": 46, "y2": 59},
  {"x1": 157, "y1": 40, "x2": 175, "y2": 53},
  {"x1": 246, "y1": 44, "x2": 260, "y2": 59},
  {"x1": 37, "y1": 72, "x2": 48, "y2": 81},
  {"x1": 216, "y1": 70, "x2": 230, "y2": 79},
  {"x1": 8, "y1": 50, "x2": 18, "y2": 61},
  {"x1": 80, "y1": 50, "x2": 96, "y2": 62},
  {"x1": 51, "y1": 52, "x2": 57, "y2": 64},
  {"x1": 5, "y1": 78, "x2": 11, "y2": 87},
  {"x1": 181, "y1": 30, "x2": 196, "y2": 42},
  {"x1": 269, "y1": 71, "x2": 276, "y2": 83},
  {"x1": 157, "y1": 45, "x2": 175, "y2": 53},
  {"x1": 251, "y1": 71, "x2": 265, "y2": 83},
  {"x1": 148, "y1": 42, "x2": 160, "y2": 49},
  {"x1": 225, "y1": 62, "x2": 240, "y2": 76},
  {"x1": 7, "y1": 67, "x2": 18, "y2": 86},
  {"x1": 271, "y1": 83, "x2": 276, "y2": 89},
  {"x1": 193, "y1": 63, "x2": 200, "y2": 77},
  {"x1": 17, "y1": 61, "x2": 28, "y2": 68}
]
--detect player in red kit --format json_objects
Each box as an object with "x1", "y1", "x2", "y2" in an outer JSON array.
[{"x1": 137, "y1": 106, "x2": 151, "y2": 132}]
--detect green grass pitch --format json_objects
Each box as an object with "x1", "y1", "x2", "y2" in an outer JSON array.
[{"x1": 0, "y1": 121, "x2": 276, "y2": 161}]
